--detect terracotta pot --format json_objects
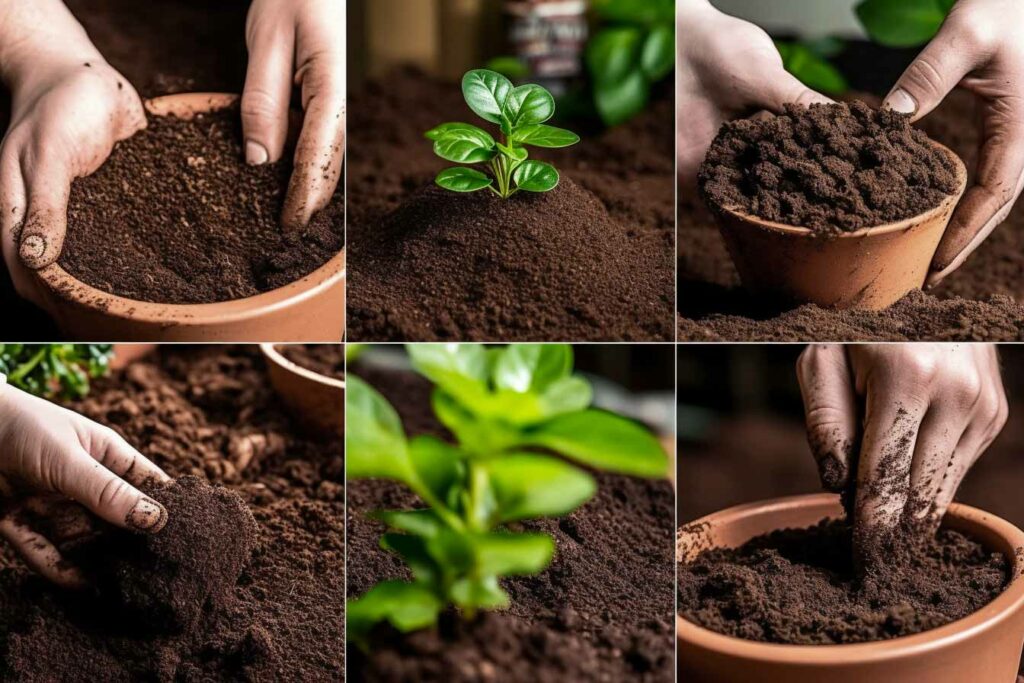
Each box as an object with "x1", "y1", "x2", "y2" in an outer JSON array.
[
  {"x1": 708, "y1": 141, "x2": 967, "y2": 310},
  {"x1": 33, "y1": 93, "x2": 345, "y2": 342},
  {"x1": 677, "y1": 494, "x2": 1024, "y2": 683},
  {"x1": 260, "y1": 343, "x2": 344, "y2": 438},
  {"x1": 109, "y1": 344, "x2": 157, "y2": 370}
]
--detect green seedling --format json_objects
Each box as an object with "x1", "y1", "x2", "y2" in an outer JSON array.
[
  {"x1": 347, "y1": 343, "x2": 668, "y2": 643},
  {"x1": 856, "y1": 0, "x2": 955, "y2": 48},
  {"x1": 0, "y1": 344, "x2": 113, "y2": 399},
  {"x1": 775, "y1": 39, "x2": 849, "y2": 95},
  {"x1": 425, "y1": 69, "x2": 579, "y2": 198}
]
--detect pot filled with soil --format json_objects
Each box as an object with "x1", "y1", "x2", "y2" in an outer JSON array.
[
  {"x1": 677, "y1": 493, "x2": 1024, "y2": 683},
  {"x1": 699, "y1": 102, "x2": 967, "y2": 311},
  {"x1": 261, "y1": 343, "x2": 344, "y2": 438},
  {"x1": 33, "y1": 93, "x2": 345, "y2": 342}
]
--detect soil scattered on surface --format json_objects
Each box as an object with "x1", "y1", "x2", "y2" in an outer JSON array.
[
  {"x1": 347, "y1": 365, "x2": 674, "y2": 682},
  {"x1": 279, "y1": 344, "x2": 345, "y2": 381},
  {"x1": 60, "y1": 108, "x2": 344, "y2": 304},
  {"x1": 678, "y1": 518, "x2": 1009, "y2": 644}
]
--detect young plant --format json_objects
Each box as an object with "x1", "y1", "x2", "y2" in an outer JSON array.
[
  {"x1": 425, "y1": 69, "x2": 580, "y2": 198},
  {"x1": 0, "y1": 344, "x2": 113, "y2": 399},
  {"x1": 347, "y1": 343, "x2": 667, "y2": 642},
  {"x1": 775, "y1": 38, "x2": 849, "y2": 95}
]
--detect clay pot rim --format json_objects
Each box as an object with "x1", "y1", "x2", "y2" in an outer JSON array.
[
  {"x1": 710, "y1": 140, "x2": 968, "y2": 238},
  {"x1": 676, "y1": 493, "x2": 1024, "y2": 664},
  {"x1": 35, "y1": 92, "x2": 345, "y2": 327},
  {"x1": 259, "y1": 342, "x2": 345, "y2": 390}
]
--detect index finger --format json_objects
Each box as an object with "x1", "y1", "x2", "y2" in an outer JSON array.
[{"x1": 282, "y1": 78, "x2": 344, "y2": 232}]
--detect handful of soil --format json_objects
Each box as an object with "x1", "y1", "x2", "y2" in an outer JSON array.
[
  {"x1": 279, "y1": 344, "x2": 344, "y2": 380},
  {"x1": 699, "y1": 101, "x2": 960, "y2": 234},
  {"x1": 60, "y1": 107, "x2": 344, "y2": 304},
  {"x1": 678, "y1": 518, "x2": 1009, "y2": 644}
]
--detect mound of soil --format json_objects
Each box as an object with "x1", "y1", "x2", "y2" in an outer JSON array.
[
  {"x1": 700, "y1": 101, "x2": 959, "y2": 234},
  {"x1": 0, "y1": 347, "x2": 344, "y2": 681},
  {"x1": 347, "y1": 69, "x2": 674, "y2": 342},
  {"x1": 678, "y1": 518, "x2": 1009, "y2": 645},
  {"x1": 347, "y1": 365, "x2": 675, "y2": 682},
  {"x1": 60, "y1": 108, "x2": 344, "y2": 304},
  {"x1": 279, "y1": 344, "x2": 344, "y2": 381}
]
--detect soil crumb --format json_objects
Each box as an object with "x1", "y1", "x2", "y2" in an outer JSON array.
[
  {"x1": 60, "y1": 108, "x2": 344, "y2": 304},
  {"x1": 678, "y1": 518, "x2": 1009, "y2": 644},
  {"x1": 699, "y1": 101, "x2": 959, "y2": 234},
  {"x1": 278, "y1": 344, "x2": 344, "y2": 381}
]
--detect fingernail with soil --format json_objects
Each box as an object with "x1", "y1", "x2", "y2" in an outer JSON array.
[
  {"x1": 885, "y1": 88, "x2": 917, "y2": 115},
  {"x1": 245, "y1": 141, "x2": 269, "y2": 165},
  {"x1": 817, "y1": 452, "x2": 848, "y2": 492},
  {"x1": 127, "y1": 497, "x2": 168, "y2": 533},
  {"x1": 19, "y1": 235, "x2": 46, "y2": 268}
]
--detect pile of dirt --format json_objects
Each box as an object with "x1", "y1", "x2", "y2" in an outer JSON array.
[
  {"x1": 0, "y1": 347, "x2": 344, "y2": 681},
  {"x1": 279, "y1": 344, "x2": 345, "y2": 381},
  {"x1": 347, "y1": 69, "x2": 674, "y2": 341},
  {"x1": 678, "y1": 518, "x2": 1009, "y2": 645},
  {"x1": 347, "y1": 365, "x2": 675, "y2": 681},
  {"x1": 700, "y1": 101, "x2": 959, "y2": 233},
  {"x1": 60, "y1": 108, "x2": 344, "y2": 304}
]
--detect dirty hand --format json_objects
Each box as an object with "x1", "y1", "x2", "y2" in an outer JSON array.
[
  {"x1": 882, "y1": 0, "x2": 1024, "y2": 286},
  {"x1": 0, "y1": 0, "x2": 145, "y2": 301},
  {"x1": 797, "y1": 344, "x2": 1006, "y2": 538},
  {"x1": 0, "y1": 381, "x2": 170, "y2": 587},
  {"x1": 676, "y1": 0, "x2": 832, "y2": 190},
  {"x1": 242, "y1": 0, "x2": 345, "y2": 232}
]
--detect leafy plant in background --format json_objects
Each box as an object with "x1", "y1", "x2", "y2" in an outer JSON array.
[
  {"x1": 586, "y1": 0, "x2": 674, "y2": 126},
  {"x1": 856, "y1": 0, "x2": 956, "y2": 47},
  {"x1": 0, "y1": 344, "x2": 113, "y2": 399},
  {"x1": 426, "y1": 69, "x2": 579, "y2": 198},
  {"x1": 775, "y1": 37, "x2": 849, "y2": 95},
  {"x1": 347, "y1": 343, "x2": 667, "y2": 642}
]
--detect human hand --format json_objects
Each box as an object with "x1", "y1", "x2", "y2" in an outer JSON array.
[
  {"x1": 797, "y1": 344, "x2": 1006, "y2": 548},
  {"x1": 242, "y1": 0, "x2": 345, "y2": 232},
  {"x1": 0, "y1": 381, "x2": 170, "y2": 587},
  {"x1": 676, "y1": 0, "x2": 832, "y2": 191},
  {"x1": 880, "y1": 0, "x2": 1024, "y2": 286}
]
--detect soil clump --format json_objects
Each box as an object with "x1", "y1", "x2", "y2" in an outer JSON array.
[{"x1": 279, "y1": 344, "x2": 345, "y2": 381}]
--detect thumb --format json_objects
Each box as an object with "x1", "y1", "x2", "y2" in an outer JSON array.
[
  {"x1": 882, "y1": 23, "x2": 977, "y2": 121},
  {"x1": 760, "y1": 68, "x2": 834, "y2": 113},
  {"x1": 796, "y1": 345, "x2": 859, "y2": 492},
  {"x1": 19, "y1": 161, "x2": 72, "y2": 270}
]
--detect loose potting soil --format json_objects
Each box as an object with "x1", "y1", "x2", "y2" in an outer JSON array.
[
  {"x1": 699, "y1": 101, "x2": 959, "y2": 234},
  {"x1": 59, "y1": 108, "x2": 344, "y2": 304},
  {"x1": 0, "y1": 346, "x2": 344, "y2": 681},
  {"x1": 347, "y1": 365, "x2": 675, "y2": 682},
  {"x1": 678, "y1": 518, "x2": 1009, "y2": 645},
  {"x1": 347, "y1": 69, "x2": 675, "y2": 342},
  {"x1": 279, "y1": 344, "x2": 345, "y2": 381}
]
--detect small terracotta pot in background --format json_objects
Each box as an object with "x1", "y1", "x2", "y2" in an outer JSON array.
[
  {"x1": 260, "y1": 343, "x2": 344, "y2": 439},
  {"x1": 33, "y1": 93, "x2": 345, "y2": 342},
  {"x1": 708, "y1": 141, "x2": 967, "y2": 310},
  {"x1": 109, "y1": 344, "x2": 157, "y2": 370},
  {"x1": 677, "y1": 494, "x2": 1024, "y2": 683}
]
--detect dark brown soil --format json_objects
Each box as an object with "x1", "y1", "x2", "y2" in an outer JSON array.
[
  {"x1": 347, "y1": 69, "x2": 674, "y2": 342},
  {"x1": 278, "y1": 344, "x2": 345, "y2": 381},
  {"x1": 59, "y1": 108, "x2": 344, "y2": 304},
  {"x1": 347, "y1": 364, "x2": 675, "y2": 682},
  {"x1": 699, "y1": 101, "x2": 959, "y2": 234},
  {"x1": 0, "y1": 346, "x2": 344, "y2": 681},
  {"x1": 678, "y1": 518, "x2": 1009, "y2": 645}
]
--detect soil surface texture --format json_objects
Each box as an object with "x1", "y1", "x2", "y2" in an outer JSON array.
[
  {"x1": 59, "y1": 107, "x2": 343, "y2": 304},
  {"x1": 678, "y1": 518, "x2": 1009, "y2": 645},
  {"x1": 0, "y1": 346, "x2": 344, "y2": 681},
  {"x1": 699, "y1": 101, "x2": 958, "y2": 234},
  {"x1": 347, "y1": 69, "x2": 674, "y2": 341},
  {"x1": 278, "y1": 344, "x2": 345, "y2": 381},
  {"x1": 347, "y1": 364, "x2": 675, "y2": 682}
]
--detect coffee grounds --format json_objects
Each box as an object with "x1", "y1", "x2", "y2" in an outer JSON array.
[
  {"x1": 0, "y1": 346, "x2": 344, "y2": 681},
  {"x1": 699, "y1": 101, "x2": 959, "y2": 234},
  {"x1": 279, "y1": 344, "x2": 345, "y2": 381},
  {"x1": 347, "y1": 69, "x2": 674, "y2": 342},
  {"x1": 347, "y1": 365, "x2": 675, "y2": 681},
  {"x1": 59, "y1": 108, "x2": 344, "y2": 304},
  {"x1": 678, "y1": 518, "x2": 1009, "y2": 645}
]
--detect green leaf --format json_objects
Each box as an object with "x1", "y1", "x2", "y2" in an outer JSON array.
[
  {"x1": 346, "y1": 376, "x2": 412, "y2": 483},
  {"x1": 512, "y1": 160, "x2": 559, "y2": 193},
  {"x1": 776, "y1": 42, "x2": 849, "y2": 95},
  {"x1": 347, "y1": 581, "x2": 442, "y2": 640},
  {"x1": 436, "y1": 167, "x2": 493, "y2": 193},
  {"x1": 594, "y1": 69, "x2": 648, "y2": 127},
  {"x1": 493, "y1": 344, "x2": 572, "y2": 393},
  {"x1": 641, "y1": 25, "x2": 674, "y2": 82},
  {"x1": 408, "y1": 344, "x2": 491, "y2": 401},
  {"x1": 537, "y1": 375, "x2": 593, "y2": 418},
  {"x1": 427, "y1": 124, "x2": 497, "y2": 163},
  {"x1": 511, "y1": 124, "x2": 580, "y2": 148},
  {"x1": 497, "y1": 142, "x2": 528, "y2": 162},
  {"x1": 374, "y1": 509, "x2": 446, "y2": 537},
  {"x1": 485, "y1": 454, "x2": 596, "y2": 521},
  {"x1": 462, "y1": 69, "x2": 513, "y2": 125},
  {"x1": 424, "y1": 122, "x2": 493, "y2": 143},
  {"x1": 524, "y1": 409, "x2": 668, "y2": 477},
  {"x1": 381, "y1": 533, "x2": 441, "y2": 582},
  {"x1": 586, "y1": 27, "x2": 643, "y2": 86},
  {"x1": 451, "y1": 575, "x2": 508, "y2": 610},
  {"x1": 485, "y1": 55, "x2": 529, "y2": 80},
  {"x1": 409, "y1": 435, "x2": 465, "y2": 502},
  {"x1": 592, "y1": 0, "x2": 674, "y2": 24},
  {"x1": 473, "y1": 532, "x2": 555, "y2": 575},
  {"x1": 855, "y1": 0, "x2": 949, "y2": 48},
  {"x1": 801, "y1": 36, "x2": 845, "y2": 59},
  {"x1": 502, "y1": 83, "x2": 555, "y2": 127}
]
